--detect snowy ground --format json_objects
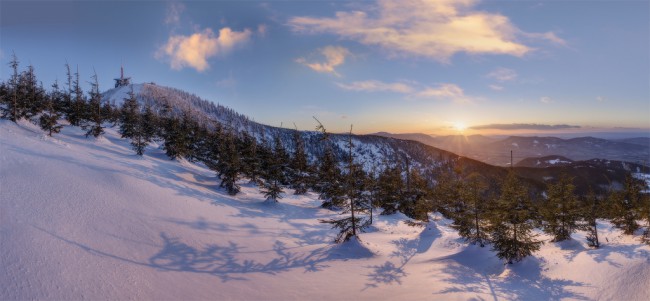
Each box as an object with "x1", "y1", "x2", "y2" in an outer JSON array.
[{"x1": 1, "y1": 119, "x2": 649, "y2": 300}]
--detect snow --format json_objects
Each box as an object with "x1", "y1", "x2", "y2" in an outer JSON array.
[
  {"x1": 102, "y1": 83, "x2": 143, "y2": 107},
  {"x1": 2, "y1": 119, "x2": 650, "y2": 300},
  {"x1": 547, "y1": 158, "x2": 571, "y2": 165}
]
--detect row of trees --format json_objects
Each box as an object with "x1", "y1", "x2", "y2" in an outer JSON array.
[
  {"x1": 2, "y1": 55, "x2": 649, "y2": 264},
  {"x1": 434, "y1": 165, "x2": 650, "y2": 263}
]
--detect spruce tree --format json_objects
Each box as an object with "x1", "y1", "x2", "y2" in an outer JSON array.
[
  {"x1": 261, "y1": 135, "x2": 287, "y2": 202},
  {"x1": 20, "y1": 64, "x2": 45, "y2": 119},
  {"x1": 451, "y1": 173, "x2": 490, "y2": 247},
  {"x1": 39, "y1": 80, "x2": 63, "y2": 136},
  {"x1": 2, "y1": 53, "x2": 20, "y2": 122},
  {"x1": 376, "y1": 164, "x2": 404, "y2": 215},
  {"x1": 490, "y1": 171, "x2": 542, "y2": 264},
  {"x1": 60, "y1": 63, "x2": 73, "y2": 123},
  {"x1": 290, "y1": 125, "x2": 310, "y2": 195},
  {"x1": 160, "y1": 101, "x2": 188, "y2": 159},
  {"x1": 119, "y1": 88, "x2": 139, "y2": 139},
  {"x1": 84, "y1": 71, "x2": 104, "y2": 138},
  {"x1": 581, "y1": 189, "x2": 602, "y2": 248},
  {"x1": 141, "y1": 102, "x2": 158, "y2": 143},
  {"x1": 129, "y1": 106, "x2": 154, "y2": 156},
  {"x1": 405, "y1": 169, "x2": 432, "y2": 221},
  {"x1": 320, "y1": 125, "x2": 370, "y2": 243},
  {"x1": 541, "y1": 175, "x2": 580, "y2": 242},
  {"x1": 313, "y1": 117, "x2": 345, "y2": 209},
  {"x1": 66, "y1": 66, "x2": 86, "y2": 127},
  {"x1": 238, "y1": 131, "x2": 261, "y2": 184},
  {"x1": 639, "y1": 191, "x2": 650, "y2": 245},
  {"x1": 217, "y1": 131, "x2": 241, "y2": 195},
  {"x1": 432, "y1": 165, "x2": 462, "y2": 218},
  {"x1": 609, "y1": 174, "x2": 642, "y2": 235}
]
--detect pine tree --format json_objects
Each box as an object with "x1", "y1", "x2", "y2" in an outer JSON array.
[
  {"x1": 218, "y1": 132, "x2": 241, "y2": 195},
  {"x1": 129, "y1": 104, "x2": 154, "y2": 156},
  {"x1": 320, "y1": 125, "x2": 370, "y2": 243},
  {"x1": 2, "y1": 52, "x2": 20, "y2": 122},
  {"x1": 238, "y1": 131, "x2": 261, "y2": 184},
  {"x1": 66, "y1": 66, "x2": 86, "y2": 127},
  {"x1": 20, "y1": 64, "x2": 45, "y2": 119},
  {"x1": 313, "y1": 117, "x2": 345, "y2": 209},
  {"x1": 639, "y1": 191, "x2": 650, "y2": 245},
  {"x1": 376, "y1": 164, "x2": 404, "y2": 215},
  {"x1": 581, "y1": 189, "x2": 602, "y2": 248},
  {"x1": 365, "y1": 165, "x2": 379, "y2": 225},
  {"x1": 141, "y1": 102, "x2": 158, "y2": 143},
  {"x1": 406, "y1": 169, "x2": 432, "y2": 221},
  {"x1": 290, "y1": 125, "x2": 310, "y2": 194},
  {"x1": 261, "y1": 135, "x2": 287, "y2": 202},
  {"x1": 39, "y1": 80, "x2": 63, "y2": 136},
  {"x1": 610, "y1": 174, "x2": 642, "y2": 235},
  {"x1": 119, "y1": 87, "x2": 139, "y2": 139},
  {"x1": 490, "y1": 171, "x2": 542, "y2": 264},
  {"x1": 541, "y1": 175, "x2": 580, "y2": 242},
  {"x1": 160, "y1": 101, "x2": 188, "y2": 160},
  {"x1": 451, "y1": 173, "x2": 490, "y2": 247},
  {"x1": 432, "y1": 164, "x2": 462, "y2": 218},
  {"x1": 102, "y1": 100, "x2": 119, "y2": 126},
  {"x1": 84, "y1": 71, "x2": 104, "y2": 138}
]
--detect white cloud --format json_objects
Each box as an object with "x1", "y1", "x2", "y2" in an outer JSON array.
[
  {"x1": 296, "y1": 46, "x2": 350, "y2": 76},
  {"x1": 157, "y1": 27, "x2": 252, "y2": 72},
  {"x1": 416, "y1": 83, "x2": 464, "y2": 99},
  {"x1": 596, "y1": 96, "x2": 606, "y2": 102},
  {"x1": 289, "y1": 0, "x2": 565, "y2": 62},
  {"x1": 489, "y1": 84, "x2": 504, "y2": 91},
  {"x1": 540, "y1": 96, "x2": 553, "y2": 104},
  {"x1": 337, "y1": 80, "x2": 467, "y2": 102},
  {"x1": 522, "y1": 31, "x2": 567, "y2": 46},
  {"x1": 337, "y1": 80, "x2": 414, "y2": 93},
  {"x1": 486, "y1": 67, "x2": 518, "y2": 82},
  {"x1": 165, "y1": 2, "x2": 185, "y2": 26}
]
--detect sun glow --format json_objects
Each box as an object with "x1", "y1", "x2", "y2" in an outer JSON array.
[{"x1": 453, "y1": 121, "x2": 467, "y2": 133}]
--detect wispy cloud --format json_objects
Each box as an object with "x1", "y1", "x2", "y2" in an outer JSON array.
[
  {"x1": 165, "y1": 2, "x2": 185, "y2": 26},
  {"x1": 337, "y1": 80, "x2": 467, "y2": 102},
  {"x1": 540, "y1": 96, "x2": 553, "y2": 104},
  {"x1": 416, "y1": 83, "x2": 464, "y2": 99},
  {"x1": 296, "y1": 46, "x2": 350, "y2": 76},
  {"x1": 470, "y1": 123, "x2": 580, "y2": 130},
  {"x1": 489, "y1": 84, "x2": 504, "y2": 91},
  {"x1": 156, "y1": 27, "x2": 252, "y2": 72},
  {"x1": 289, "y1": 0, "x2": 565, "y2": 62},
  {"x1": 337, "y1": 80, "x2": 414, "y2": 93},
  {"x1": 487, "y1": 67, "x2": 518, "y2": 82},
  {"x1": 216, "y1": 72, "x2": 237, "y2": 88},
  {"x1": 257, "y1": 24, "x2": 268, "y2": 37}
]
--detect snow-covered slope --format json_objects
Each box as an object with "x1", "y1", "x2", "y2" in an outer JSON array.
[
  {"x1": 102, "y1": 83, "x2": 456, "y2": 173},
  {"x1": 2, "y1": 120, "x2": 649, "y2": 300}
]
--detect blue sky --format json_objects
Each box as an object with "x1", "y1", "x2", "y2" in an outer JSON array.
[{"x1": 1, "y1": 0, "x2": 648, "y2": 135}]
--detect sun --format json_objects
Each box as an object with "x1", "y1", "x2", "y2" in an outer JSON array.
[{"x1": 452, "y1": 121, "x2": 467, "y2": 133}]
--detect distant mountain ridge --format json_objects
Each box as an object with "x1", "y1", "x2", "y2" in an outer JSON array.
[{"x1": 373, "y1": 132, "x2": 650, "y2": 167}]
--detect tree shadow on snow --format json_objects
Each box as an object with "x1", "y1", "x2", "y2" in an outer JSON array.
[
  {"x1": 363, "y1": 223, "x2": 440, "y2": 290},
  {"x1": 431, "y1": 246, "x2": 589, "y2": 300},
  {"x1": 160, "y1": 215, "x2": 333, "y2": 247},
  {"x1": 34, "y1": 226, "x2": 373, "y2": 283},
  {"x1": 147, "y1": 232, "x2": 376, "y2": 281}
]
